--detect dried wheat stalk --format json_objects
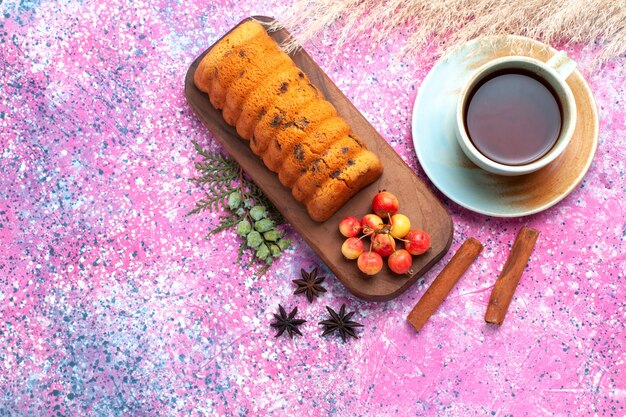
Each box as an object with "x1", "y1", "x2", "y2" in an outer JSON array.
[{"x1": 274, "y1": 0, "x2": 626, "y2": 62}]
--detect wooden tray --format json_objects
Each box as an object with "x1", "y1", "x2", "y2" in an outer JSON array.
[{"x1": 185, "y1": 16, "x2": 453, "y2": 301}]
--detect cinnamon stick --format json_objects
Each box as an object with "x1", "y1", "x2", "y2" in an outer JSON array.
[
  {"x1": 485, "y1": 226, "x2": 540, "y2": 325},
  {"x1": 407, "y1": 237, "x2": 483, "y2": 331}
]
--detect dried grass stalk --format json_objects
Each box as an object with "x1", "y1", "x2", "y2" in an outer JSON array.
[{"x1": 274, "y1": 0, "x2": 626, "y2": 62}]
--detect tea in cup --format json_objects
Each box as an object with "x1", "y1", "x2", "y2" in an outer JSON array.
[{"x1": 455, "y1": 51, "x2": 577, "y2": 176}]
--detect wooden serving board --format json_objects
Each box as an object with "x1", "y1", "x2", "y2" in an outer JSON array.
[{"x1": 185, "y1": 16, "x2": 453, "y2": 301}]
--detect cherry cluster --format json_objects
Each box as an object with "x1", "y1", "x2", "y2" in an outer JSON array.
[{"x1": 339, "y1": 191, "x2": 431, "y2": 276}]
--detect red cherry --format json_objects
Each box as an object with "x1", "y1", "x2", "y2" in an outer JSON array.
[
  {"x1": 371, "y1": 233, "x2": 396, "y2": 258},
  {"x1": 405, "y1": 229, "x2": 431, "y2": 255},
  {"x1": 339, "y1": 216, "x2": 362, "y2": 238},
  {"x1": 341, "y1": 237, "x2": 364, "y2": 259},
  {"x1": 361, "y1": 214, "x2": 383, "y2": 235},
  {"x1": 357, "y1": 252, "x2": 383, "y2": 275},
  {"x1": 372, "y1": 191, "x2": 399, "y2": 218},
  {"x1": 388, "y1": 249, "x2": 413, "y2": 274}
]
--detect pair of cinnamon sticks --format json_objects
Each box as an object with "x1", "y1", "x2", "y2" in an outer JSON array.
[{"x1": 407, "y1": 226, "x2": 539, "y2": 331}]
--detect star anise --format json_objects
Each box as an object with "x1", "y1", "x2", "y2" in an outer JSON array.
[
  {"x1": 292, "y1": 267, "x2": 327, "y2": 303},
  {"x1": 318, "y1": 304, "x2": 364, "y2": 342},
  {"x1": 270, "y1": 305, "x2": 306, "y2": 338}
]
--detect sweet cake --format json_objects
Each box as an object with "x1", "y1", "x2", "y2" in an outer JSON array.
[
  {"x1": 262, "y1": 99, "x2": 338, "y2": 173},
  {"x1": 194, "y1": 19, "x2": 383, "y2": 221},
  {"x1": 291, "y1": 134, "x2": 365, "y2": 202},
  {"x1": 251, "y1": 77, "x2": 320, "y2": 156}
]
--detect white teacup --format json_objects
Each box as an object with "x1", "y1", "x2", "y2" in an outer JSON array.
[{"x1": 455, "y1": 51, "x2": 577, "y2": 176}]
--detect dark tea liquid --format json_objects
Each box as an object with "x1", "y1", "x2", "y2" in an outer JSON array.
[{"x1": 465, "y1": 70, "x2": 562, "y2": 166}]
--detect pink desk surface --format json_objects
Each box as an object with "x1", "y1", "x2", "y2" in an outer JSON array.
[{"x1": 1, "y1": 1, "x2": 624, "y2": 416}]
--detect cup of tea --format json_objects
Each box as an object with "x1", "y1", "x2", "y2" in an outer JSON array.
[{"x1": 455, "y1": 51, "x2": 577, "y2": 176}]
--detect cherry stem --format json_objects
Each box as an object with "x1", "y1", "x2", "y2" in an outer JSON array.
[{"x1": 377, "y1": 224, "x2": 391, "y2": 235}]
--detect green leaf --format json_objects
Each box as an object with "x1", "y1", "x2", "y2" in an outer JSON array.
[
  {"x1": 254, "y1": 219, "x2": 274, "y2": 233},
  {"x1": 236, "y1": 220, "x2": 252, "y2": 237},
  {"x1": 256, "y1": 243, "x2": 270, "y2": 260},
  {"x1": 270, "y1": 244, "x2": 281, "y2": 257},
  {"x1": 277, "y1": 238, "x2": 291, "y2": 251},
  {"x1": 209, "y1": 214, "x2": 239, "y2": 235},
  {"x1": 228, "y1": 192, "x2": 242, "y2": 210},
  {"x1": 246, "y1": 231, "x2": 263, "y2": 248},
  {"x1": 263, "y1": 230, "x2": 281, "y2": 242},
  {"x1": 250, "y1": 205, "x2": 267, "y2": 221},
  {"x1": 189, "y1": 141, "x2": 288, "y2": 272}
]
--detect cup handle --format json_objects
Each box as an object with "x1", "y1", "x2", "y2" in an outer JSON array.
[{"x1": 546, "y1": 50, "x2": 577, "y2": 80}]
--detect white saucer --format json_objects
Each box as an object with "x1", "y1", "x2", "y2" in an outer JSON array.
[{"x1": 411, "y1": 35, "x2": 599, "y2": 217}]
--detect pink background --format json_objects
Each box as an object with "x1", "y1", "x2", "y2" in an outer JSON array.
[{"x1": 1, "y1": 0, "x2": 624, "y2": 415}]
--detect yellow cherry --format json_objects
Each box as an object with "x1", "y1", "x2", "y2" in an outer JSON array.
[{"x1": 390, "y1": 213, "x2": 411, "y2": 239}]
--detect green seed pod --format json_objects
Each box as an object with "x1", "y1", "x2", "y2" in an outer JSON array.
[
  {"x1": 236, "y1": 207, "x2": 246, "y2": 217},
  {"x1": 263, "y1": 230, "x2": 281, "y2": 242},
  {"x1": 254, "y1": 219, "x2": 274, "y2": 233},
  {"x1": 256, "y1": 243, "x2": 270, "y2": 260},
  {"x1": 236, "y1": 220, "x2": 252, "y2": 237},
  {"x1": 277, "y1": 238, "x2": 290, "y2": 251},
  {"x1": 246, "y1": 231, "x2": 263, "y2": 248},
  {"x1": 228, "y1": 192, "x2": 242, "y2": 210},
  {"x1": 270, "y1": 244, "x2": 281, "y2": 257},
  {"x1": 250, "y1": 205, "x2": 267, "y2": 221}
]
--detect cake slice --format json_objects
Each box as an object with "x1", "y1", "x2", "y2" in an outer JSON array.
[
  {"x1": 221, "y1": 49, "x2": 293, "y2": 126},
  {"x1": 262, "y1": 99, "x2": 337, "y2": 172},
  {"x1": 193, "y1": 20, "x2": 266, "y2": 97},
  {"x1": 291, "y1": 133, "x2": 365, "y2": 202},
  {"x1": 278, "y1": 116, "x2": 351, "y2": 188},
  {"x1": 212, "y1": 35, "x2": 291, "y2": 125},
  {"x1": 250, "y1": 74, "x2": 320, "y2": 156},
  {"x1": 306, "y1": 150, "x2": 384, "y2": 222},
  {"x1": 235, "y1": 64, "x2": 304, "y2": 141}
]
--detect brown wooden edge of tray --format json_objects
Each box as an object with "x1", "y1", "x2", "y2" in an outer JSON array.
[{"x1": 184, "y1": 16, "x2": 453, "y2": 301}]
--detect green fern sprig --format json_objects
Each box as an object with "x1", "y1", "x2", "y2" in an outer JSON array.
[
  {"x1": 189, "y1": 141, "x2": 241, "y2": 214},
  {"x1": 210, "y1": 213, "x2": 239, "y2": 234},
  {"x1": 188, "y1": 141, "x2": 291, "y2": 270},
  {"x1": 187, "y1": 188, "x2": 237, "y2": 215}
]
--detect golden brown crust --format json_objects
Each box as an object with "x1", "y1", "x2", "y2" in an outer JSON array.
[
  {"x1": 193, "y1": 20, "x2": 384, "y2": 223},
  {"x1": 306, "y1": 150, "x2": 384, "y2": 222},
  {"x1": 278, "y1": 116, "x2": 351, "y2": 188},
  {"x1": 235, "y1": 64, "x2": 302, "y2": 141},
  {"x1": 213, "y1": 37, "x2": 289, "y2": 124},
  {"x1": 291, "y1": 133, "x2": 365, "y2": 203},
  {"x1": 262, "y1": 99, "x2": 337, "y2": 172},
  {"x1": 250, "y1": 76, "x2": 320, "y2": 156},
  {"x1": 194, "y1": 20, "x2": 266, "y2": 96},
  {"x1": 221, "y1": 47, "x2": 292, "y2": 126}
]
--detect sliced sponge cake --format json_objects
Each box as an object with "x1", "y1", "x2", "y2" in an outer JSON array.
[
  {"x1": 221, "y1": 46, "x2": 293, "y2": 126},
  {"x1": 291, "y1": 133, "x2": 365, "y2": 203},
  {"x1": 278, "y1": 116, "x2": 350, "y2": 188},
  {"x1": 262, "y1": 99, "x2": 337, "y2": 173},
  {"x1": 193, "y1": 19, "x2": 383, "y2": 222},
  {"x1": 250, "y1": 75, "x2": 320, "y2": 156},
  {"x1": 278, "y1": 116, "x2": 351, "y2": 188},
  {"x1": 235, "y1": 64, "x2": 304, "y2": 141},
  {"x1": 306, "y1": 150, "x2": 384, "y2": 222},
  {"x1": 193, "y1": 20, "x2": 266, "y2": 97}
]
